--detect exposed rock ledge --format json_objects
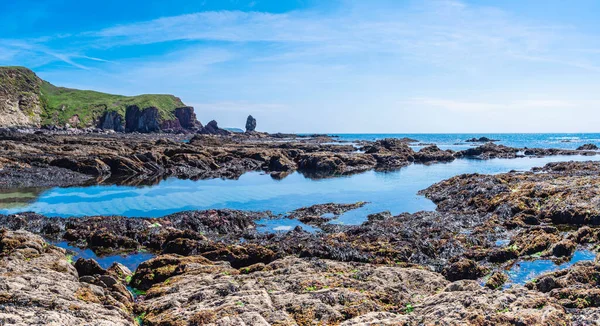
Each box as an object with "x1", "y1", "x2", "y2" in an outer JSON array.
[{"x1": 0, "y1": 229, "x2": 134, "y2": 325}]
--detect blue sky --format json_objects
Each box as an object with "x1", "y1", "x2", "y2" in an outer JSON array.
[{"x1": 2, "y1": 0, "x2": 600, "y2": 133}]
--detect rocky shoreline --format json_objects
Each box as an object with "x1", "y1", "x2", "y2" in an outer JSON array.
[
  {"x1": 1, "y1": 130, "x2": 600, "y2": 324},
  {"x1": 0, "y1": 129, "x2": 598, "y2": 189}
]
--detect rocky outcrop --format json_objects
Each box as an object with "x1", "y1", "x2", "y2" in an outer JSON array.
[
  {"x1": 0, "y1": 67, "x2": 43, "y2": 128},
  {"x1": 465, "y1": 137, "x2": 499, "y2": 142},
  {"x1": 0, "y1": 229, "x2": 134, "y2": 325},
  {"x1": 134, "y1": 256, "x2": 448, "y2": 326},
  {"x1": 245, "y1": 115, "x2": 256, "y2": 132},
  {"x1": 198, "y1": 120, "x2": 232, "y2": 136},
  {"x1": 578, "y1": 143, "x2": 599, "y2": 151},
  {"x1": 98, "y1": 111, "x2": 124, "y2": 132},
  {"x1": 175, "y1": 107, "x2": 201, "y2": 130},
  {"x1": 125, "y1": 105, "x2": 161, "y2": 133}
]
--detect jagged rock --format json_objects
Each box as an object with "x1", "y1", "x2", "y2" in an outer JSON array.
[
  {"x1": 0, "y1": 67, "x2": 44, "y2": 128},
  {"x1": 198, "y1": 120, "x2": 232, "y2": 136},
  {"x1": 125, "y1": 105, "x2": 161, "y2": 133},
  {"x1": 98, "y1": 111, "x2": 124, "y2": 132},
  {"x1": 245, "y1": 115, "x2": 256, "y2": 132},
  {"x1": 175, "y1": 106, "x2": 202, "y2": 130}
]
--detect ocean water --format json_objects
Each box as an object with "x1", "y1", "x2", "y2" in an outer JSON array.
[{"x1": 331, "y1": 133, "x2": 600, "y2": 151}]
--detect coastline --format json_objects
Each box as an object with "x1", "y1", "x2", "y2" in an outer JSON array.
[{"x1": 1, "y1": 130, "x2": 600, "y2": 324}]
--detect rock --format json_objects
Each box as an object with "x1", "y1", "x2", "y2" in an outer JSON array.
[
  {"x1": 485, "y1": 271, "x2": 508, "y2": 290},
  {"x1": 551, "y1": 240, "x2": 576, "y2": 258},
  {"x1": 578, "y1": 143, "x2": 599, "y2": 151},
  {"x1": 0, "y1": 67, "x2": 44, "y2": 128},
  {"x1": 414, "y1": 145, "x2": 455, "y2": 163},
  {"x1": 245, "y1": 115, "x2": 257, "y2": 132},
  {"x1": 465, "y1": 137, "x2": 499, "y2": 142},
  {"x1": 198, "y1": 120, "x2": 232, "y2": 136},
  {"x1": 98, "y1": 111, "x2": 124, "y2": 132},
  {"x1": 442, "y1": 259, "x2": 486, "y2": 281},
  {"x1": 0, "y1": 229, "x2": 133, "y2": 325},
  {"x1": 125, "y1": 105, "x2": 161, "y2": 133},
  {"x1": 75, "y1": 258, "x2": 107, "y2": 277},
  {"x1": 175, "y1": 106, "x2": 202, "y2": 130},
  {"x1": 456, "y1": 143, "x2": 519, "y2": 159},
  {"x1": 134, "y1": 256, "x2": 448, "y2": 325}
]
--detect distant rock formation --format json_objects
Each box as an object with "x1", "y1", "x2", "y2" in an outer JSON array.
[
  {"x1": 175, "y1": 107, "x2": 202, "y2": 130},
  {"x1": 98, "y1": 111, "x2": 124, "y2": 132},
  {"x1": 125, "y1": 106, "x2": 161, "y2": 133},
  {"x1": 465, "y1": 137, "x2": 499, "y2": 143},
  {"x1": 246, "y1": 115, "x2": 257, "y2": 132},
  {"x1": 198, "y1": 120, "x2": 232, "y2": 136},
  {"x1": 578, "y1": 143, "x2": 599, "y2": 151}
]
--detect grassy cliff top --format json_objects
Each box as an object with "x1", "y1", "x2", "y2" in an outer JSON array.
[{"x1": 0, "y1": 66, "x2": 186, "y2": 126}]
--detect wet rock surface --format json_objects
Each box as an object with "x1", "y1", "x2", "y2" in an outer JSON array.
[{"x1": 0, "y1": 131, "x2": 596, "y2": 189}]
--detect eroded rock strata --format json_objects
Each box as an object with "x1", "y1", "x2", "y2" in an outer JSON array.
[{"x1": 0, "y1": 130, "x2": 596, "y2": 189}]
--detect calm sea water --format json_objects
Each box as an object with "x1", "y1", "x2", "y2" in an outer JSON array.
[{"x1": 331, "y1": 133, "x2": 600, "y2": 151}]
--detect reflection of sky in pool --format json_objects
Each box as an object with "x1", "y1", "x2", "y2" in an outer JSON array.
[
  {"x1": 53, "y1": 241, "x2": 154, "y2": 271},
  {"x1": 2, "y1": 155, "x2": 600, "y2": 224},
  {"x1": 508, "y1": 250, "x2": 597, "y2": 285}
]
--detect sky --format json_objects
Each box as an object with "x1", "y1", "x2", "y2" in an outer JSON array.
[{"x1": 2, "y1": 0, "x2": 600, "y2": 133}]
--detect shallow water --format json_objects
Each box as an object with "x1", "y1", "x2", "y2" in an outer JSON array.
[
  {"x1": 2, "y1": 155, "x2": 600, "y2": 226},
  {"x1": 507, "y1": 250, "x2": 597, "y2": 285},
  {"x1": 53, "y1": 241, "x2": 154, "y2": 271}
]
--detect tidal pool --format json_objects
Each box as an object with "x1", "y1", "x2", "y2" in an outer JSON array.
[
  {"x1": 2, "y1": 155, "x2": 599, "y2": 226},
  {"x1": 53, "y1": 241, "x2": 155, "y2": 271},
  {"x1": 507, "y1": 250, "x2": 597, "y2": 285}
]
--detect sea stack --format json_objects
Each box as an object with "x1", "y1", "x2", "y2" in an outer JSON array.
[{"x1": 246, "y1": 115, "x2": 257, "y2": 132}]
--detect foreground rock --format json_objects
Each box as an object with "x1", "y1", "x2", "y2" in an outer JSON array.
[
  {"x1": 133, "y1": 255, "x2": 571, "y2": 325},
  {"x1": 0, "y1": 229, "x2": 134, "y2": 325}
]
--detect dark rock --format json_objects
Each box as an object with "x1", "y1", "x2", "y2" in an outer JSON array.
[
  {"x1": 442, "y1": 259, "x2": 486, "y2": 281},
  {"x1": 245, "y1": 115, "x2": 257, "y2": 132},
  {"x1": 98, "y1": 111, "x2": 124, "y2": 132},
  {"x1": 175, "y1": 107, "x2": 202, "y2": 130},
  {"x1": 578, "y1": 143, "x2": 599, "y2": 151},
  {"x1": 465, "y1": 137, "x2": 499, "y2": 142},
  {"x1": 125, "y1": 105, "x2": 161, "y2": 133},
  {"x1": 198, "y1": 120, "x2": 232, "y2": 136},
  {"x1": 551, "y1": 240, "x2": 576, "y2": 257},
  {"x1": 74, "y1": 258, "x2": 107, "y2": 277}
]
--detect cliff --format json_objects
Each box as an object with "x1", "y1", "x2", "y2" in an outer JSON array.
[{"x1": 0, "y1": 66, "x2": 200, "y2": 132}]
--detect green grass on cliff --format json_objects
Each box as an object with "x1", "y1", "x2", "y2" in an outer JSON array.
[{"x1": 1, "y1": 66, "x2": 186, "y2": 127}]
